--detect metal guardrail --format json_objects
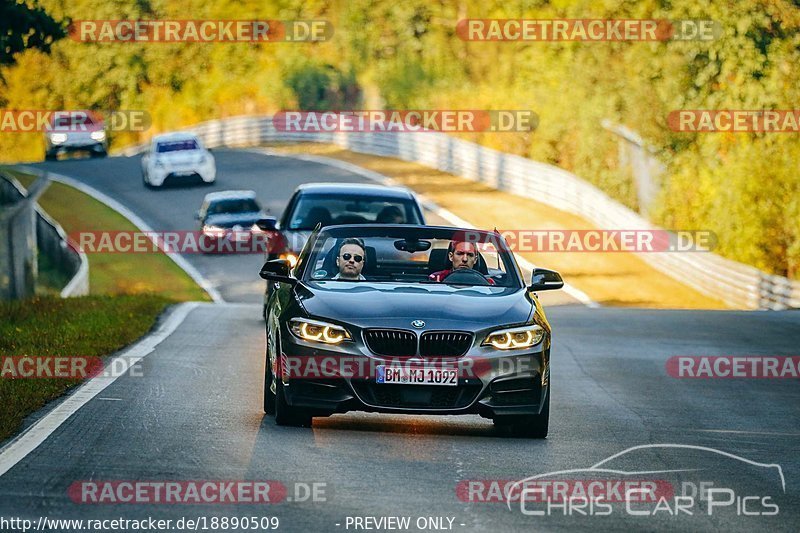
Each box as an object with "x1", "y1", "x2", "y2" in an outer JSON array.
[
  {"x1": 0, "y1": 173, "x2": 89, "y2": 298},
  {"x1": 120, "y1": 115, "x2": 799, "y2": 310}
]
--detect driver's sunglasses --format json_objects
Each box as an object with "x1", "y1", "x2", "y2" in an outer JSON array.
[{"x1": 341, "y1": 253, "x2": 364, "y2": 263}]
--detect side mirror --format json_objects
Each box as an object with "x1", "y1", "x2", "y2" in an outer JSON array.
[
  {"x1": 259, "y1": 259, "x2": 295, "y2": 283},
  {"x1": 528, "y1": 268, "x2": 564, "y2": 292},
  {"x1": 255, "y1": 217, "x2": 277, "y2": 231}
]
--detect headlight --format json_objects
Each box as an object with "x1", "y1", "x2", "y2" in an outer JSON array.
[
  {"x1": 202, "y1": 224, "x2": 226, "y2": 237},
  {"x1": 280, "y1": 252, "x2": 298, "y2": 267},
  {"x1": 290, "y1": 318, "x2": 351, "y2": 344},
  {"x1": 50, "y1": 133, "x2": 67, "y2": 144},
  {"x1": 90, "y1": 131, "x2": 106, "y2": 141},
  {"x1": 482, "y1": 324, "x2": 545, "y2": 350}
]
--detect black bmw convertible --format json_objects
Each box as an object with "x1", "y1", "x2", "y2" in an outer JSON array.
[{"x1": 259, "y1": 225, "x2": 564, "y2": 437}]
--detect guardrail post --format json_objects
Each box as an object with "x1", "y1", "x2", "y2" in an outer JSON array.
[{"x1": 0, "y1": 174, "x2": 49, "y2": 299}]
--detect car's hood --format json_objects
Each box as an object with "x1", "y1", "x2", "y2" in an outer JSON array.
[
  {"x1": 205, "y1": 212, "x2": 266, "y2": 228},
  {"x1": 296, "y1": 282, "x2": 533, "y2": 329}
]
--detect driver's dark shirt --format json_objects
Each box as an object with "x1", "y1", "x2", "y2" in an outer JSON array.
[{"x1": 428, "y1": 269, "x2": 496, "y2": 284}]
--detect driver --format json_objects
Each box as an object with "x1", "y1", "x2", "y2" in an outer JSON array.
[
  {"x1": 429, "y1": 240, "x2": 495, "y2": 284},
  {"x1": 333, "y1": 238, "x2": 367, "y2": 280}
]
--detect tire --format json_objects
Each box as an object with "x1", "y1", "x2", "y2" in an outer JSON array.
[
  {"x1": 263, "y1": 353, "x2": 276, "y2": 415},
  {"x1": 264, "y1": 316, "x2": 277, "y2": 415},
  {"x1": 45, "y1": 151, "x2": 57, "y2": 161},
  {"x1": 275, "y1": 380, "x2": 313, "y2": 427},
  {"x1": 91, "y1": 149, "x2": 107, "y2": 158},
  {"x1": 268, "y1": 320, "x2": 312, "y2": 426},
  {"x1": 494, "y1": 386, "x2": 550, "y2": 439}
]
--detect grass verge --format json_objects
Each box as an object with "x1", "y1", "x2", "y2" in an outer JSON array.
[
  {"x1": 266, "y1": 143, "x2": 727, "y2": 309},
  {"x1": 0, "y1": 168, "x2": 207, "y2": 442},
  {"x1": 0, "y1": 295, "x2": 172, "y2": 442},
  {"x1": 5, "y1": 168, "x2": 208, "y2": 300}
]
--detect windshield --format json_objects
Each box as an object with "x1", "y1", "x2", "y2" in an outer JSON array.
[
  {"x1": 287, "y1": 194, "x2": 422, "y2": 230},
  {"x1": 301, "y1": 227, "x2": 520, "y2": 288},
  {"x1": 206, "y1": 198, "x2": 260, "y2": 215},
  {"x1": 156, "y1": 139, "x2": 199, "y2": 153}
]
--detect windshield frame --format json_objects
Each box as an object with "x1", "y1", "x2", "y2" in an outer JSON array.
[
  {"x1": 283, "y1": 192, "x2": 425, "y2": 230},
  {"x1": 297, "y1": 225, "x2": 524, "y2": 288}
]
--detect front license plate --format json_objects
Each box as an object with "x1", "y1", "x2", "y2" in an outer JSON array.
[{"x1": 376, "y1": 365, "x2": 457, "y2": 386}]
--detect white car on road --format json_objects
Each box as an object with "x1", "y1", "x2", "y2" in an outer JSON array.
[{"x1": 141, "y1": 132, "x2": 216, "y2": 188}]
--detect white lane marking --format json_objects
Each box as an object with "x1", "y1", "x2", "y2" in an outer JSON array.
[
  {"x1": 253, "y1": 148, "x2": 598, "y2": 307},
  {"x1": 15, "y1": 165, "x2": 223, "y2": 303},
  {"x1": 0, "y1": 302, "x2": 199, "y2": 478},
  {"x1": 694, "y1": 429, "x2": 800, "y2": 437}
]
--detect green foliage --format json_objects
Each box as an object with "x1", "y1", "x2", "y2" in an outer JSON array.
[
  {"x1": 284, "y1": 60, "x2": 360, "y2": 110},
  {"x1": 0, "y1": 0, "x2": 65, "y2": 66},
  {"x1": 0, "y1": 0, "x2": 797, "y2": 276}
]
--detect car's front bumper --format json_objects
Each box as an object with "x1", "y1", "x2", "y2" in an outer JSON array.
[
  {"x1": 277, "y1": 332, "x2": 549, "y2": 419},
  {"x1": 46, "y1": 139, "x2": 107, "y2": 153},
  {"x1": 147, "y1": 162, "x2": 216, "y2": 186}
]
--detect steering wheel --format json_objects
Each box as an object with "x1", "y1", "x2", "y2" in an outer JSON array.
[{"x1": 442, "y1": 268, "x2": 491, "y2": 286}]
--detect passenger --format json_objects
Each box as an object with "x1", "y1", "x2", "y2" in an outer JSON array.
[
  {"x1": 303, "y1": 206, "x2": 333, "y2": 228},
  {"x1": 376, "y1": 205, "x2": 405, "y2": 224},
  {"x1": 429, "y1": 240, "x2": 495, "y2": 284},
  {"x1": 333, "y1": 238, "x2": 367, "y2": 281}
]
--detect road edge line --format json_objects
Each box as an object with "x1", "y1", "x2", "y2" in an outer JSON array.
[
  {"x1": 255, "y1": 148, "x2": 598, "y2": 308},
  {"x1": 14, "y1": 165, "x2": 224, "y2": 303},
  {"x1": 0, "y1": 302, "x2": 200, "y2": 478}
]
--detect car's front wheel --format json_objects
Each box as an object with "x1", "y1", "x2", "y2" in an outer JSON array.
[
  {"x1": 275, "y1": 380, "x2": 313, "y2": 427},
  {"x1": 494, "y1": 386, "x2": 550, "y2": 438},
  {"x1": 266, "y1": 321, "x2": 312, "y2": 427},
  {"x1": 263, "y1": 355, "x2": 276, "y2": 416}
]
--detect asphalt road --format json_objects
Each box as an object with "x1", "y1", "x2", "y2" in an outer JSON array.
[{"x1": 0, "y1": 151, "x2": 798, "y2": 532}]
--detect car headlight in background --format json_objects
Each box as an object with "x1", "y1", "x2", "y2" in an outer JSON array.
[
  {"x1": 279, "y1": 252, "x2": 298, "y2": 267},
  {"x1": 483, "y1": 324, "x2": 545, "y2": 350},
  {"x1": 90, "y1": 131, "x2": 106, "y2": 141},
  {"x1": 202, "y1": 225, "x2": 226, "y2": 237},
  {"x1": 49, "y1": 133, "x2": 67, "y2": 144},
  {"x1": 290, "y1": 318, "x2": 351, "y2": 344}
]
